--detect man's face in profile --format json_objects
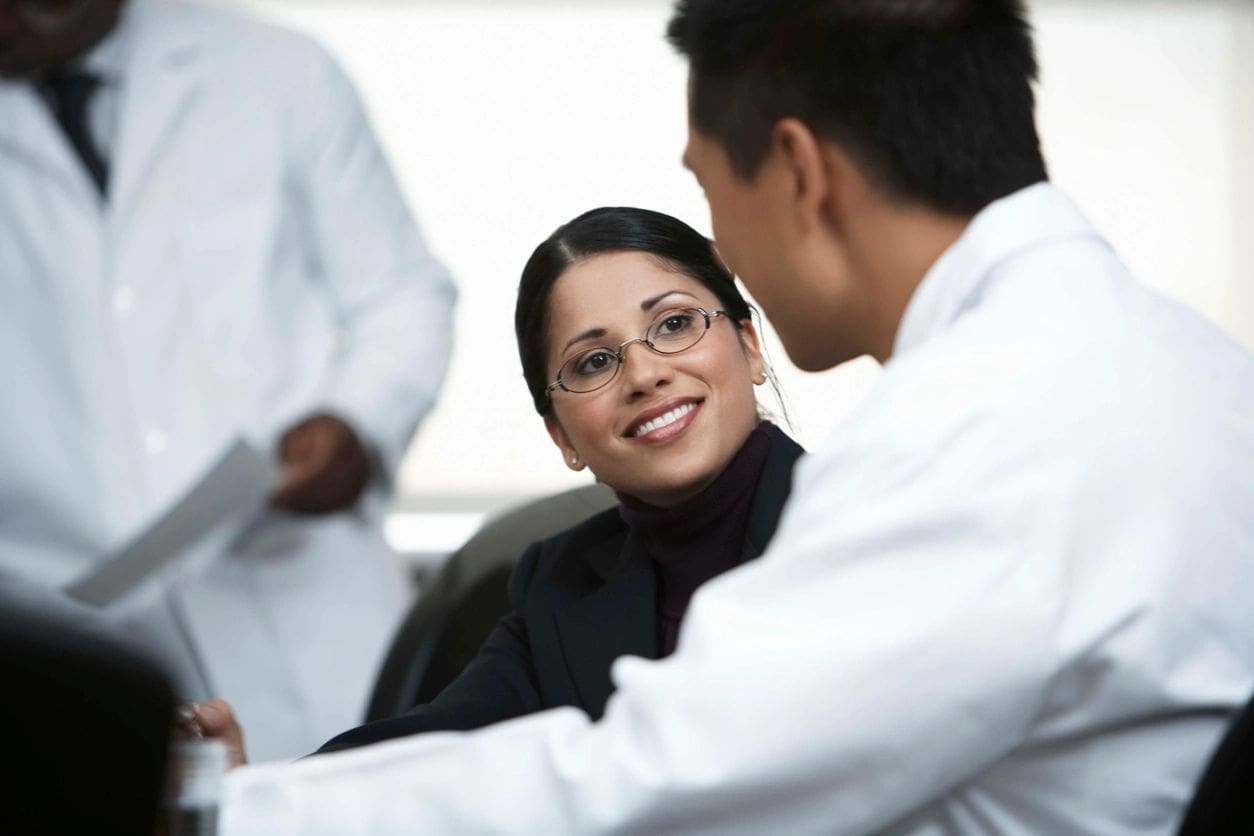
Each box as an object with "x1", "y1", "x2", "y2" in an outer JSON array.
[
  {"x1": 0, "y1": 0, "x2": 122, "y2": 77},
  {"x1": 682, "y1": 126, "x2": 767, "y2": 303},
  {"x1": 683, "y1": 110, "x2": 849, "y2": 373}
]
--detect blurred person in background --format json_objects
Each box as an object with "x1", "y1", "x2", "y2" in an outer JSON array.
[
  {"x1": 195, "y1": 206, "x2": 805, "y2": 763},
  {"x1": 0, "y1": 0, "x2": 456, "y2": 760},
  {"x1": 218, "y1": 1, "x2": 1254, "y2": 832}
]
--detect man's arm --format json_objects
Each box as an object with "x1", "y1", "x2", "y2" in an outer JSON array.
[
  {"x1": 282, "y1": 44, "x2": 456, "y2": 487},
  {"x1": 220, "y1": 378, "x2": 1070, "y2": 834}
]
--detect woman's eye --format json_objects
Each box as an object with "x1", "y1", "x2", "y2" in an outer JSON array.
[
  {"x1": 573, "y1": 350, "x2": 615, "y2": 377},
  {"x1": 655, "y1": 311, "x2": 695, "y2": 337}
]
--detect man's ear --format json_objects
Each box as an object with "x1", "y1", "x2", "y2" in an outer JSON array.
[
  {"x1": 771, "y1": 117, "x2": 863, "y2": 234},
  {"x1": 544, "y1": 415, "x2": 584, "y2": 471},
  {"x1": 771, "y1": 118, "x2": 829, "y2": 233},
  {"x1": 737, "y1": 319, "x2": 768, "y2": 385}
]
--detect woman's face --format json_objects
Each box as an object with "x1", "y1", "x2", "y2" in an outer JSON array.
[{"x1": 544, "y1": 250, "x2": 765, "y2": 507}]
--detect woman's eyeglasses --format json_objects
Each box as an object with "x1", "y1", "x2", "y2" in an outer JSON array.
[{"x1": 546, "y1": 307, "x2": 729, "y2": 398}]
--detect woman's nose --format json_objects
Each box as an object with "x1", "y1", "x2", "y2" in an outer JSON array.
[{"x1": 620, "y1": 341, "x2": 673, "y2": 395}]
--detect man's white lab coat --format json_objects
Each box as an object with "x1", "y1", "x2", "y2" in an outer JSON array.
[
  {"x1": 0, "y1": 0, "x2": 456, "y2": 759},
  {"x1": 221, "y1": 184, "x2": 1254, "y2": 832}
]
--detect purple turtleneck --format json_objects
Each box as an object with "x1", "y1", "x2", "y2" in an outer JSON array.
[{"x1": 615, "y1": 421, "x2": 774, "y2": 657}]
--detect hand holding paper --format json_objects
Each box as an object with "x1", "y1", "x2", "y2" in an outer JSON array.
[{"x1": 270, "y1": 413, "x2": 372, "y2": 515}]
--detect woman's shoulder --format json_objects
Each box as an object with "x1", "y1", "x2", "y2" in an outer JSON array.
[
  {"x1": 761, "y1": 420, "x2": 806, "y2": 459},
  {"x1": 514, "y1": 507, "x2": 629, "y2": 597},
  {"x1": 530, "y1": 506, "x2": 628, "y2": 567}
]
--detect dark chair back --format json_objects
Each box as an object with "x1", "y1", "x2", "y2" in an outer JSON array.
[
  {"x1": 1176, "y1": 690, "x2": 1254, "y2": 835},
  {"x1": 0, "y1": 599, "x2": 175, "y2": 836},
  {"x1": 365, "y1": 482, "x2": 616, "y2": 722}
]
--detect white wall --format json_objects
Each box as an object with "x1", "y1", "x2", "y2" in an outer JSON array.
[{"x1": 229, "y1": 0, "x2": 1253, "y2": 535}]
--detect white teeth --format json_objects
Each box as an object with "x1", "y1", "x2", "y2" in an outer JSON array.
[{"x1": 633, "y1": 402, "x2": 695, "y2": 437}]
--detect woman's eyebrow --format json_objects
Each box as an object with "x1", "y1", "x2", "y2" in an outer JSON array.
[
  {"x1": 640, "y1": 290, "x2": 699, "y2": 312},
  {"x1": 562, "y1": 328, "x2": 607, "y2": 355},
  {"x1": 560, "y1": 291, "x2": 701, "y2": 354}
]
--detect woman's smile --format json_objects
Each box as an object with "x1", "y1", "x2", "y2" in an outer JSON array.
[
  {"x1": 625, "y1": 398, "x2": 702, "y2": 442},
  {"x1": 541, "y1": 249, "x2": 765, "y2": 507}
]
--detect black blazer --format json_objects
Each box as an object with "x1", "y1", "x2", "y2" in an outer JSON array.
[{"x1": 318, "y1": 424, "x2": 804, "y2": 754}]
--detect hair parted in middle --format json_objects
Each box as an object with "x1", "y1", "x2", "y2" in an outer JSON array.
[{"x1": 514, "y1": 207, "x2": 760, "y2": 416}]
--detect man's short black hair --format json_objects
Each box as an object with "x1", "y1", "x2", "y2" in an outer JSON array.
[{"x1": 668, "y1": 0, "x2": 1048, "y2": 215}]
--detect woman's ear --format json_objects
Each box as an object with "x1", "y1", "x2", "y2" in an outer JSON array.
[
  {"x1": 544, "y1": 415, "x2": 584, "y2": 471},
  {"x1": 737, "y1": 319, "x2": 768, "y2": 385}
]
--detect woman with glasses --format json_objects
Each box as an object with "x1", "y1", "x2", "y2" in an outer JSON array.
[{"x1": 194, "y1": 207, "x2": 805, "y2": 763}]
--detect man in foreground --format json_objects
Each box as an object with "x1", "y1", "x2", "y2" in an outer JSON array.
[{"x1": 221, "y1": 1, "x2": 1254, "y2": 831}]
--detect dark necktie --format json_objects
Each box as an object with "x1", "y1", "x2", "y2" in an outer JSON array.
[{"x1": 43, "y1": 70, "x2": 110, "y2": 196}]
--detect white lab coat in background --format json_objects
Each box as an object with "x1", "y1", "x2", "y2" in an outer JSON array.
[
  {"x1": 222, "y1": 184, "x2": 1254, "y2": 834},
  {"x1": 0, "y1": 0, "x2": 456, "y2": 759}
]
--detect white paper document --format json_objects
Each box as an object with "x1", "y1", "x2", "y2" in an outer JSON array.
[{"x1": 66, "y1": 439, "x2": 275, "y2": 607}]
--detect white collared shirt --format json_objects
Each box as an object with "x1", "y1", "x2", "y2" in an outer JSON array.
[{"x1": 221, "y1": 183, "x2": 1254, "y2": 834}]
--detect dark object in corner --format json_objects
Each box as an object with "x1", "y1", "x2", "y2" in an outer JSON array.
[
  {"x1": 0, "y1": 600, "x2": 174, "y2": 836},
  {"x1": 1176, "y1": 689, "x2": 1254, "y2": 835}
]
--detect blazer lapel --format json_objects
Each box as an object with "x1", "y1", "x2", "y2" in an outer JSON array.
[
  {"x1": 549, "y1": 426, "x2": 802, "y2": 717},
  {"x1": 739, "y1": 424, "x2": 806, "y2": 564},
  {"x1": 553, "y1": 527, "x2": 658, "y2": 718}
]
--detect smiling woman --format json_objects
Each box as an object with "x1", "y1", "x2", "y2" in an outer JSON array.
[
  {"x1": 538, "y1": 250, "x2": 766, "y2": 507},
  {"x1": 195, "y1": 207, "x2": 807, "y2": 761}
]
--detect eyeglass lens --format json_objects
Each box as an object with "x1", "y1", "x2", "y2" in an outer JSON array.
[{"x1": 557, "y1": 308, "x2": 712, "y2": 394}]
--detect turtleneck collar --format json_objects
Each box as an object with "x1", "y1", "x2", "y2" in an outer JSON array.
[{"x1": 615, "y1": 420, "x2": 776, "y2": 655}]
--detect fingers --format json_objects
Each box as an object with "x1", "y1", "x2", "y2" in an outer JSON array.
[
  {"x1": 193, "y1": 699, "x2": 249, "y2": 770},
  {"x1": 173, "y1": 700, "x2": 203, "y2": 740},
  {"x1": 270, "y1": 413, "x2": 371, "y2": 513}
]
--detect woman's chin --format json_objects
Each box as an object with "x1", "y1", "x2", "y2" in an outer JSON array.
[{"x1": 623, "y1": 467, "x2": 719, "y2": 508}]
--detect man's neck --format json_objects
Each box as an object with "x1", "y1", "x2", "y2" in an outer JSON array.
[{"x1": 845, "y1": 198, "x2": 971, "y2": 363}]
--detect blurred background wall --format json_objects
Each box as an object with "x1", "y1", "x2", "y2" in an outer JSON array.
[{"x1": 223, "y1": 0, "x2": 1254, "y2": 562}]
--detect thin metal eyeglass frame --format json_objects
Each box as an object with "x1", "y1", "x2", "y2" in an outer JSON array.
[{"x1": 545, "y1": 307, "x2": 729, "y2": 399}]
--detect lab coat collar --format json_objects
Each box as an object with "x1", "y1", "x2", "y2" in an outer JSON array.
[
  {"x1": 0, "y1": 0, "x2": 202, "y2": 211},
  {"x1": 0, "y1": 38, "x2": 114, "y2": 197},
  {"x1": 892, "y1": 182, "x2": 1108, "y2": 360},
  {"x1": 0, "y1": 83, "x2": 72, "y2": 187},
  {"x1": 110, "y1": 0, "x2": 206, "y2": 220},
  {"x1": 78, "y1": 7, "x2": 129, "y2": 82}
]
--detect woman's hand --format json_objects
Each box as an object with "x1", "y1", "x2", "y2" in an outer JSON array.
[{"x1": 187, "y1": 698, "x2": 249, "y2": 769}]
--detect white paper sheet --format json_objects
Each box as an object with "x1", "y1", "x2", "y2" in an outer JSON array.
[{"x1": 66, "y1": 439, "x2": 276, "y2": 607}]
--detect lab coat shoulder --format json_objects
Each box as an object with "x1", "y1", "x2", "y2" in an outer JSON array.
[
  {"x1": 135, "y1": 1, "x2": 363, "y2": 157},
  {"x1": 821, "y1": 233, "x2": 1242, "y2": 509},
  {"x1": 135, "y1": 1, "x2": 457, "y2": 471},
  {"x1": 144, "y1": 0, "x2": 335, "y2": 75}
]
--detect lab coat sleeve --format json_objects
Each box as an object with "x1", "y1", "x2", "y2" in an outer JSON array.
[
  {"x1": 291, "y1": 45, "x2": 456, "y2": 476},
  {"x1": 219, "y1": 359, "x2": 1075, "y2": 835}
]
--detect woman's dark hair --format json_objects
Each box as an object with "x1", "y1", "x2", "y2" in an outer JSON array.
[{"x1": 515, "y1": 207, "x2": 756, "y2": 416}]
